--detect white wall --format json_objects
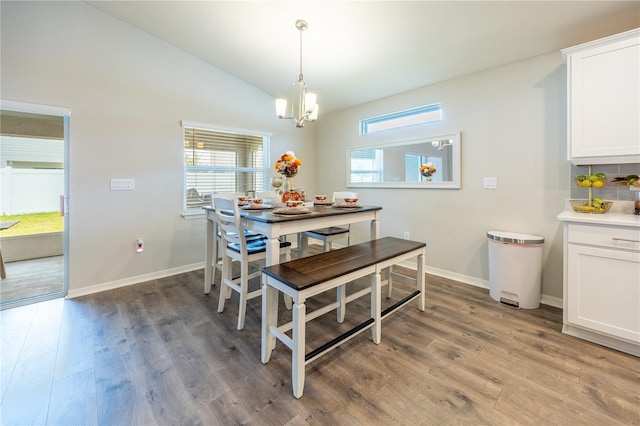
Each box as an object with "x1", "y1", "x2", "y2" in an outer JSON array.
[
  {"x1": 1, "y1": 1, "x2": 317, "y2": 294},
  {"x1": 317, "y1": 52, "x2": 570, "y2": 302}
]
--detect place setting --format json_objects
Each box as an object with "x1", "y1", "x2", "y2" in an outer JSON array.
[
  {"x1": 273, "y1": 200, "x2": 312, "y2": 215},
  {"x1": 331, "y1": 197, "x2": 361, "y2": 209},
  {"x1": 312, "y1": 194, "x2": 333, "y2": 206},
  {"x1": 239, "y1": 197, "x2": 274, "y2": 211}
]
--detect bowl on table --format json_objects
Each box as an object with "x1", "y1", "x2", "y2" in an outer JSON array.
[
  {"x1": 315, "y1": 195, "x2": 327, "y2": 202},
  {"x1": 237, "y1": 196, "x2": 249, "y2": 205},
  {"x1": 250, "y1": 198, "x2": 263, "y2": 206},
  {"x1": 286, "y1": 200, "x2": 304, "y2": 209},
  {"x1": 343, "y1": 197, "x2": 358, "y2": 206}
]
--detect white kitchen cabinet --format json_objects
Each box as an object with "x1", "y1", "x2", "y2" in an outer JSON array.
[
  {"x1": 562, "y1": 222, "x2": 640, "y2": 356},
  {"x1": 562, "y1": 28, "x2": 640, "y2": 165}
]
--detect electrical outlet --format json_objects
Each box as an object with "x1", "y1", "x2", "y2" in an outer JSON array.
[
  {"x1": 135, "y1": 238, "x2": 144, "y2": 253},
  {"x1": 403, "y1": 231, "x2": 410, "y2": 240}
]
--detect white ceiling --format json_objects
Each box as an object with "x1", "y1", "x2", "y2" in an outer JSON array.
[{"x1": 87, "y1": 1, "x2": 639, "y2": 114}]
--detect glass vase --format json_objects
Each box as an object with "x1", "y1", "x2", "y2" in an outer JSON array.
[{"x1": 285, "y1": 176, "x2": 295, "y2": 192}]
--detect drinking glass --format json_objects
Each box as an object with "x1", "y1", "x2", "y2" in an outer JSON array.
[{"x1": 271, "y1": 176, "x2": 284, "y2": 195}]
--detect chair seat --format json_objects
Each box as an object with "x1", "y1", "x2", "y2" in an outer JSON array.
[
  {"x1": 218, "y1": 229, "x2": 264, "y2": 240},
  {"x1": 228, "y1": 238, "x2": 292, "y2": 254},
  {"x1": 305, "y1": 227, "x2": 349, "y2": 237}
]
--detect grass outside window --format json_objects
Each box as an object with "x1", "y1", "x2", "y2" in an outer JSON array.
[{"x1": 0, "y1": 212, "x2": 63, "y2": 237}]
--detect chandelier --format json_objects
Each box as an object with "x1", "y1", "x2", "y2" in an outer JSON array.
[{"x1": 275, "y1": 19, "x2": 319, "y2": 128}]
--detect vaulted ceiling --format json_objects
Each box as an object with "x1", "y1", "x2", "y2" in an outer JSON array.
[{"x1": 88, "y1": 1, "x2": 639, "y2": 114}]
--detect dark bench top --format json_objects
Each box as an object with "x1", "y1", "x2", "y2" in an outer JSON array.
[{"x1": 262, "y1": 236, "x2": 426, "y2": 291}]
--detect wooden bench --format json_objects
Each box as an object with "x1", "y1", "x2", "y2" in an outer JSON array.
[{"x1": 260, "y1": 236, "x2": 426, "y2": 398}]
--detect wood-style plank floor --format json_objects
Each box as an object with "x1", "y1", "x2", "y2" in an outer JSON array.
[{"x1": 1, "y1": 263, "x2": 638, "y2": 425}]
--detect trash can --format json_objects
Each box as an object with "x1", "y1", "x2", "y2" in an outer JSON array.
[{"x1": 487, "y1": 231, "x2": 544, "y2": 309}]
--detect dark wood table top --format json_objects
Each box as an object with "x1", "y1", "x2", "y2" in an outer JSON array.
[{"x1": 204, "y1": 205, "x2": 381, "y2": 223}]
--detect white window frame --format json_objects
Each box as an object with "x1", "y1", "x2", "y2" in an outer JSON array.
[
  {"x1": 181, "y1": 120, "x2": 271, "y2": 217},
  {"x1": 359, "y1": 103, "x2": 442, "y2": 135}
]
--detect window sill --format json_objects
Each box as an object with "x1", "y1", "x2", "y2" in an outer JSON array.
[{"x1": 182, "y1": 210, "x2": 205, "y2": 220}]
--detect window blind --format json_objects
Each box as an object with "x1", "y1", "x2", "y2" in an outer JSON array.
[{"x1": 182, "y1": 125, "x2": 269, "y2": 213}]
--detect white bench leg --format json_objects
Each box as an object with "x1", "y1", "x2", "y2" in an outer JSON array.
[
  {"x1": 336, "y1": 285, "x2": 346, "y2": 323},
  {"x1": 292, "y1": 300, "x2": 306, "y2": 398},
  {"x1": 371, "y1": 270, "x2": 382, "y2": 344},
  {"x1": 261, "y1": 278, "x2": 279, "y2": 364}
]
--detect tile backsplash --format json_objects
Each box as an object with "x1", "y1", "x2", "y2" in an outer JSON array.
[{"x1": 570, "y1": 163, "x2": 640, "y2": 200}]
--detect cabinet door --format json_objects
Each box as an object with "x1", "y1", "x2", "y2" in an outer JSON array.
[
  {"x1": 567, "y1": 33, "x2": 640, "y2": 164},
  {"x1": 567, "y1": 243, "x2": 640, "y2": 343}
]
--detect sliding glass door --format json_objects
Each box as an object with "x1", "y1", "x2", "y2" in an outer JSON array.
[{"x1": 0, "y1": 101, "x2": 69, "y2": 309}]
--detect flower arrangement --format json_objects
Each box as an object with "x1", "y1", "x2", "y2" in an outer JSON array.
[
  {"x1": 274, "y1": 151, "x2": 302, "y2": 177},
  {"x1": 420, "y1": 162, "x2": 437, "y2": 177}
]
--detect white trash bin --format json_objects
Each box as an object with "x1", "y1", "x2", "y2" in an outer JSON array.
[{"x1": 487, "y1": 231, "x2": 544, "y2": 309}]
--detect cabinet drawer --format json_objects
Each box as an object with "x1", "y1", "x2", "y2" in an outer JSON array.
[{"x1": 567, "y1": 223, "x2": 640, "y2": 251}]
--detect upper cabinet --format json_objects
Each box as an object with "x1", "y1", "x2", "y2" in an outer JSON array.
[{"x1": 562, "y1": 29, "x2": 640, "y2": 165}]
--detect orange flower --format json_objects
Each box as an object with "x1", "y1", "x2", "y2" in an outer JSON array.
[
  {"x1": 420, "y1": 163, "x2": 437, "y2": 177},
  {"x1": 275, "y1": 151, "x2": 301, "y2": 177}
]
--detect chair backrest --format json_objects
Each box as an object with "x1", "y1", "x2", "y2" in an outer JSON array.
[
  {"x1": 257, "y1": 190, "x2": 278, "y2": 200},
  {"x1": 332, "y1": 191, "x2": 357, "y2": 203},
  {"x1": 213, "y1": 196, "x2": 248, "y2": 252}
]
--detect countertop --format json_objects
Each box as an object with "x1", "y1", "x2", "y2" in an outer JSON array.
[{"x1": 558, "y1": 200, "x2": 640, "y2": 228}]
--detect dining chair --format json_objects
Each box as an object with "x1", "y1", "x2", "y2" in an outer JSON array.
[
  {"x1": 256, "y1": 190, "x2": 278, "y2": 200},
  {"x1": 214, "y1": 196, "x2": 292, "y2": 330},
  {"x1": 204, "y1": 194, "x2": 264, "y2": 295},
  {"x1": 304, "y1": 191, "x2": 357, "y2": 252}
]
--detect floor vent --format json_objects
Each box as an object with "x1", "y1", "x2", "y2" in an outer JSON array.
[{"x1": 500, "y1": 297, "x2": 520, "y2": 308}]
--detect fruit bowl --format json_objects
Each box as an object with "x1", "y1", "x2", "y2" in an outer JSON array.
[
  {"x1": 570, "y1": 199, "x2": 612, "y2": 214},
  {"x1": 576, "y1": 173, "x2": 606, "y2": 188}
]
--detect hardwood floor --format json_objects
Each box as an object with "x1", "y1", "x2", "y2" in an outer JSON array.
[{"x1": 1, "y1": 263, "x2": 638, "y2": 425}]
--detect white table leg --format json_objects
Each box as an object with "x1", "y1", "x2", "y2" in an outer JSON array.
[
  {"x1": 417, "y1": 250, "x2": 425, "y2": 311},
  {"x1": 299, "y1": 233, "x2": 309, "y2": 257},
  {"x1": 204, "y1": 216, "x2": 215, "y2": 294},
  {"x1": 371, "y1": 270, "x2": 382, "y2": 344},
  {"x1": 292, "y1": 299, "x2": 306, "y2": 399},
  {"x1": 370, "y1": 217, "x2": 380, "y2": 240},
  {"x1": 261, "y1": 277, "x2": 279, "y2": 364},
  {"x1": 385, "y1": 267, "x2": 392, "y2": 298}
]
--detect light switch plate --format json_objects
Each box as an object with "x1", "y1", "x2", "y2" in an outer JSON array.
[
  {"x1": 110, "y1": 178, "x2": 135, "y2": 191},
  {"x1": 483, "y1": 177, "x2": 497, "y2": 189}
]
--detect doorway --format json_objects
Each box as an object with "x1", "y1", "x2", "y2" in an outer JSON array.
[{"x1": 0, "y1": 101, "x2": 69, "y2": 309}]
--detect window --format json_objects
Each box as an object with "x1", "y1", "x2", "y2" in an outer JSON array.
[
  {"x1": 349, "y1": 148, "x2": 384, "y2": 183},
  {"x1": 182, "y1": 121, "x2": 270, "y2": 215},
  {"x1": 359, "y1": 103, "x2": 442, "y2": 135}
]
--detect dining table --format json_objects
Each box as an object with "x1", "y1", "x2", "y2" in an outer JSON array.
[{"x1": 203, "y1": 204, "x2": 382, "y2": 291}]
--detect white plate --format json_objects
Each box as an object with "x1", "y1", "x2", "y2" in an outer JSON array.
[
  {"x1": 332, "y1": 203, "x2": 361, "y2": 209},
  {"x1": 273, "y1": 207, "x2": 311, "y2": 215},
  {"x1": 241, "y1": 204, "x2": 274, "y2": 210}
]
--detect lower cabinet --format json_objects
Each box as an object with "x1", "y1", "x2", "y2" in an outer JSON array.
[{"x1": 563, "y1": 223, "x2": 640, "y2": 356}]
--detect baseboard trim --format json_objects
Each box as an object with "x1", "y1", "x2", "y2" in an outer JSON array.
[
  {"x1": 67, "y1": 252, "x2": 564, "y2": 310},
  {"x1": 66, "y1": 262, "x2": 202, "y2": 299},
  {"x1": 397, "y1": 259, "x2": 563, "y2": 309}
]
